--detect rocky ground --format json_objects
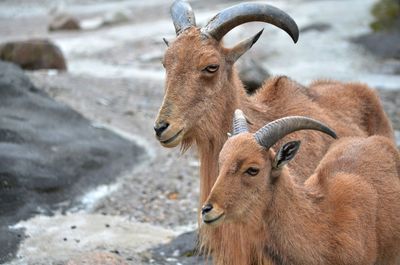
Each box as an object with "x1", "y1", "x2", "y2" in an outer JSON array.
[{"x1": 0, "y1": 0, "x2": 399, "y2": 264}]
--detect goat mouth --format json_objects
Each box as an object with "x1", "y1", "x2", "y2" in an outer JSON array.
[
  {"x1": 160, "y1": 129, "x2": 184, "y2": 146},
  {"x1": 203, "y1": 213, "x2": 225, "y2": 225}
]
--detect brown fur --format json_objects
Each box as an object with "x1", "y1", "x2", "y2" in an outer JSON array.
[
  {"x1": 205, "y1": 134, "x2": 400, "y2": 265},
  {"x1": 154, "y1": 27, "x2": 395, "y2": 265}
]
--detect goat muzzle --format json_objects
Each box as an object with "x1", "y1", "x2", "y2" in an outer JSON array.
[
  {"x1": 154, "y1": 119, "x2": 185, "y2": 147},
  {"x1": 201, "y1": 203, "x2": 225, "y2": 226}
]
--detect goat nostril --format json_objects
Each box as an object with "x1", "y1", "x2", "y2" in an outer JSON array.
[
  {"x1": 201, "y1": 204, "x2": 213, "y2": 215},
  {"x1": 154, "y1": 122, "x2": 169, "y2": 137}
]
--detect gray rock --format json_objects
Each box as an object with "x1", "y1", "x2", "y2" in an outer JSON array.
[
  {"x1": 0, "y1": 61, "x2": 146, "y2": 263},
  {"x1": 148, "y1": 230, "x2": 210, "y2": 265},
  {"x1": 352, "y1": 31, "x2": 400, "y2": 60},
  {"x1": 236, "y1": 57, "x2": 270, "y2": 94},
  {"x1": 49, "y1": 13, "x2": 80, "y2": 31},
  {"x1": 0, "y1": 39, "x2": 67, "y2": 70},
  {"x1": 300, "y1": 22, "x2": 332, "y2": 33},
  {"x1": 0, "y1": 227, "x2": 23, "y2": 264}
]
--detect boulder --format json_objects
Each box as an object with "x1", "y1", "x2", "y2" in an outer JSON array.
[
  {"x1": 352, "y1": 32, "x2": 400, "y2": 59},
  {"x1": 0, "y1": 61, "x2": 145, "y2": 263},
  {"x1": 0, "y1": 39, "x2": 67, "y2": 70},
  {"x1": 49, "y1": 13, "x2": 80, "y2": 31},
  {"x1": 236, "y1": 56, "x2": 270, "y2": 94}
]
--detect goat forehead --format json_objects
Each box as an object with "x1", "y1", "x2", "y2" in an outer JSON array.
[
  {"x1": 220, "y1": 134, "x2": 263, "y2": 164},
  {"x1": 165, "y1": 29, "x2": 219, "y2": 64}
]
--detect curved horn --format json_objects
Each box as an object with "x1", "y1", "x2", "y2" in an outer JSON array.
[
  {"x1": 254, "y1": 116, "x2": 337, "y2": 149},
  {"x1": 171, "y1": 0, "x2": 196, "y2": 35},
  {"x1": 202, "y1": 3, "x2": 299, "y2": 43},
  {"x1": 232, "y1": 109, "x2": 249, "y2": 135}
]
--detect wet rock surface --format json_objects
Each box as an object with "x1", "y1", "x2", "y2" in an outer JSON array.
[
  {"x1": 0, "y1": 39, "x2": 67, "y2": 70},
  {"x1": 10, "y1": 213, "x2": 174, "y2": 265},
  {"x1": 0, "y1": 61, "x2": 146, "y2": 263}
]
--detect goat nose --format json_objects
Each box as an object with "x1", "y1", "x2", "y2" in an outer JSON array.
[
  {"x1": 201, "y1": 204, "x2": 213, "y2": 216},
  {"x1": 154, "y1": 121, "x2": 169, "y2": 137}
]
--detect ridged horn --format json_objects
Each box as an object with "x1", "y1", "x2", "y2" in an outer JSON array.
[
  {"x1": 254, "y1": 116, "x2": 337, "y2": 149},
  {"x1": 202, "y1": 2, "x2": 299, "y2": 42},
  {"x1": 232, "y1": 109, "x2": 249, "y2": 135},
  {"x1": 171, "y1": 0, "x2": 196, "y2": 35}
]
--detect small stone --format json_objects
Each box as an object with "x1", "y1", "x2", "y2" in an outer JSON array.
[
  {"x1": 0, "y1": 39, "x2": 67, "y2": 70},
  {"x1": 110, "y1": 249, "x2": 120, "y2": 255},
  {"x1": 97, "y1": 98, "x2": 110, "y2": 106},
  {"x1": 300, "y1": 22, "x2": 332, "y2": 33},
  {"x1": 167, "y1": 191, "x2": 179, "y2": 200},
  {"x1": 49, "y1": 13, "x2": 80, "y2": 31},
  {"x1": 189, "y1": 160, "x2": 200, "y2": 168},
  {"x1": 123, "y1": 110, "x2": 135, "y2": 116}
]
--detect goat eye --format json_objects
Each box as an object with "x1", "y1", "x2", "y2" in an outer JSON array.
[
  {"x1": 245, "y1": 167, "x2": 259, "y2": 176},
  {"x1": 203, "y1": 64, "x2": 219, "y2": 73}
]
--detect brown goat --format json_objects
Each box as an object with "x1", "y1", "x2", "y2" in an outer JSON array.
[
  {"x1": 203, "y1": 111, "x2": 400, "y2": 265},
  {"x1": 154, "y1": 1, "x2": 395, "y2": 264}
]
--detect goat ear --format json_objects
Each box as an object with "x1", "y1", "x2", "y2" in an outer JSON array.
[
  {"x1": 227, "y1": 29, "x2": 263, "y2": 63},
  {"x1": 273, "y1": 141, "x2": 301, "y2": 169},
  {"x1": 163, "y1": 38, "x2": 169, "y2": 47}
]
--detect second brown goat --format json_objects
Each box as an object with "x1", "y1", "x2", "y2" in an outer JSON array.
[{"x1": 202, "y1": 110, "x2": 400, "y2": 265}]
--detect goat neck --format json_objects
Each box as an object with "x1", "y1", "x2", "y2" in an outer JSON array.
[{"x1": 264, "y1": 167, "x2": 328, "y2": 265}]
